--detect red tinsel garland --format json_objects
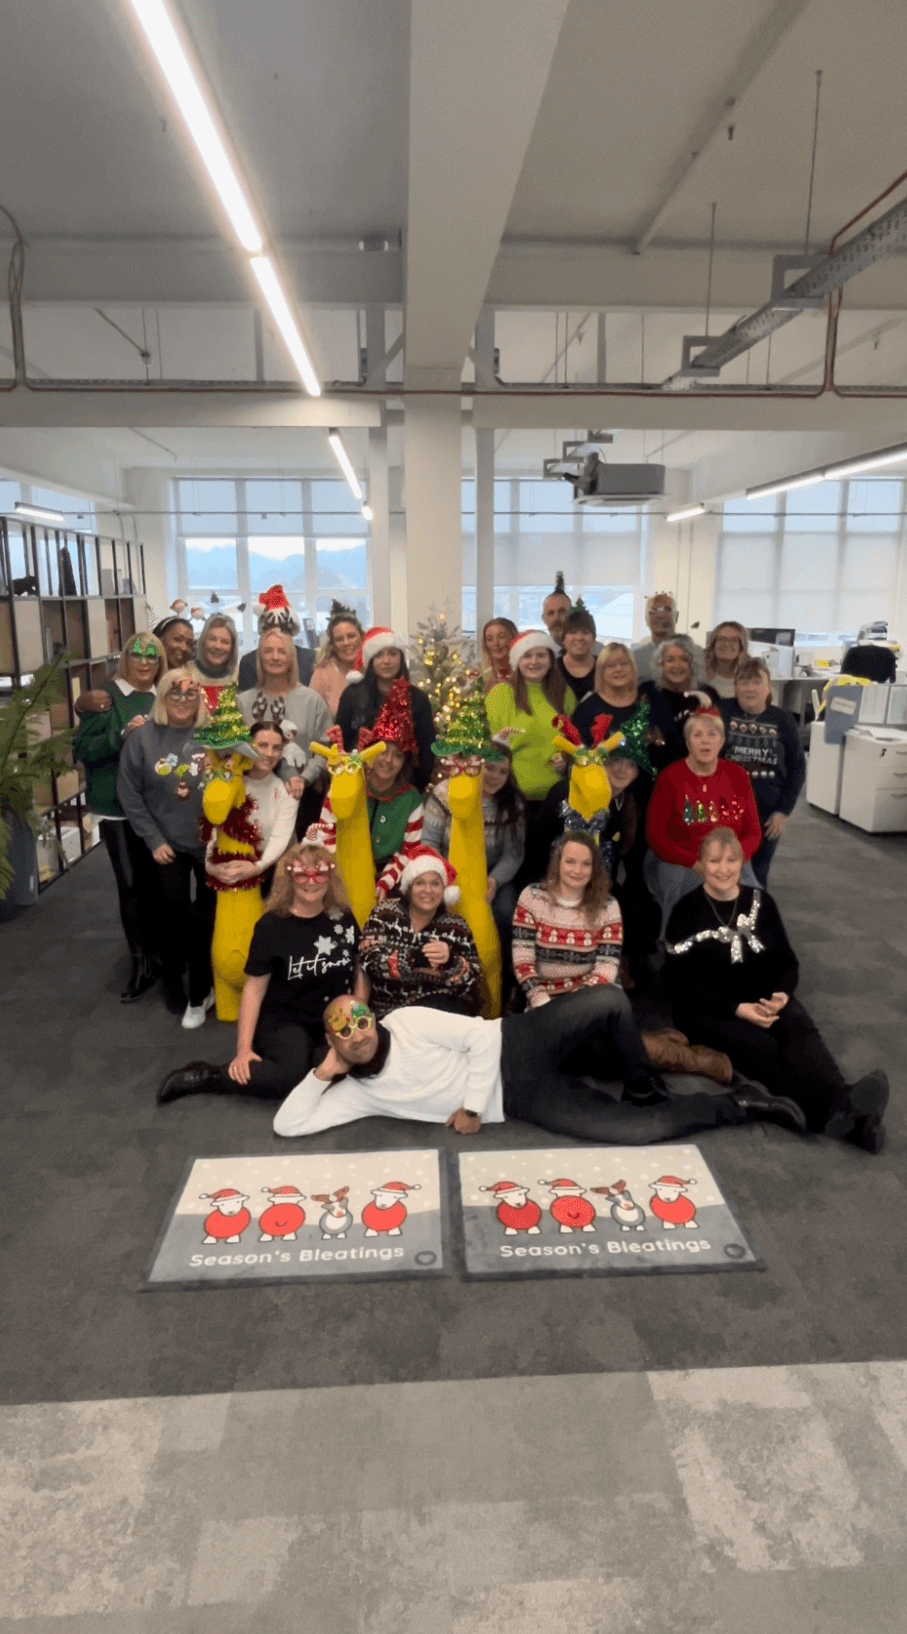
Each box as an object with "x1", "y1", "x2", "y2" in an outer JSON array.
[{"x1": 203, "y1": 794, "x2": 264, "y2": 891}]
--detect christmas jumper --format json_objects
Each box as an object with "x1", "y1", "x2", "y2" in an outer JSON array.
[
  {"x1": 645, "y1": 758, "x2": 761, "y2": 869},
  {"x1": 74, "y1": 680, "x2": 156, "y2": 817},
  {"x1": 358, "y1": 898, "x2": 483, "y2": 1018},
  {"x1": 116, "y1": 720, "x2": 208, "y2": 858},
  {"x1": 274, "y1": 1006, "x2": 506, "y2": 1137},
  {"x1": 512, "y1": 884, "x2": 623, "y2": 1006},
  {"x1": 718, "y1": 700, "x2": 806, "y2": 818},
  {"x1": 422, "y1": 781, "x2": 526, "y2": 886},
  {"x1": 485, "y1": 679, "x2": 577, "y2": 800},
  {"x1": 334, "y1": 681, "x2": 435, "y2": 791},
  {"x1": 237, "y1": 684, "x2": 331, "y2": 785},
  {"x1": 666, "y1": 885, "x2": 799, "y2": 1025},
  {"x1": 643, "y1": 680, "x2": 718, "y2": 750},
  {"x1": 310, "y1": 782, "x2": 423, "y2": 897},
  {"x1": 572, "y1": 688, "x2": 678, "y2": 767}
]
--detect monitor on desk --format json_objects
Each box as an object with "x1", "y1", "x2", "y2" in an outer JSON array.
[{"x1": 749, "y1": 627, "x2": 795, "y2": 646}]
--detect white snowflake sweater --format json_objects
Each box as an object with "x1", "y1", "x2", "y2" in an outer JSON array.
[{"x1": 512, "y1": 884, "x2": 623, "y2": 1006}]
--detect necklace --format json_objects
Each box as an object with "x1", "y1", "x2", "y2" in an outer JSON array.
[{"x1": 706, "y1": 892, "x2": 737, "y2": 928}]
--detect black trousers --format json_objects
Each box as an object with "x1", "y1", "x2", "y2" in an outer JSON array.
[
  {"x1": 677, "y1": 996, "x2": 848, "y2": 1133},
  {"x1": 154, "y1": 852, "x2": 216, "y2": 1005},
  {"x1": 100, "y1": 819, "x2": 158, "y2": 958},
  {"x1": 501, "y1": 987, "x2": 746, "y2": 1146},
  {"x1": 243, "y1": 1015, "x2": 320, "y2": 1098}
]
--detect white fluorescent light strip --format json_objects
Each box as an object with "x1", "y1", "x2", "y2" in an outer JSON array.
[
  {"x1": 666, "y1": 504, "x2": 706, "y2": 523},
  {"x1": 328, "y1": 430, "x2": 364, "y2": 501},
  {"x1": 361, "y1": 503, "x2": 374, "y2": 522},
  {"x1": 15, "y1": 501, "x2": 66, "y2": 525},
  {"x1": 746, "y1": 473, "x2": 824, "y2": 500},
  {"x1": 250, "y1": 257, "x2": 321, "y2": 397},
  {"x1": 826, "y1": 445, "x2": 907, "y2": 479},
  {"x1": 127, "y1": 0, "x2": 262, "y2": 254}
]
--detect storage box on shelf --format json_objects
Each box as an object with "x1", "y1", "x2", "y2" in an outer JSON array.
[{"x1": 0, "y1": 517, "x2": 148, "y2": 890}]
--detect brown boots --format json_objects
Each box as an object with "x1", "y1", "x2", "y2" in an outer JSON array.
[{"x1": 641, "y1": 1028, "x2": 733, "y2": 1086}]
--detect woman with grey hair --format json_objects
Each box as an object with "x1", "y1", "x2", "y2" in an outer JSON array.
[
  {"x1": 643, "y1": 636, "x2": 717, "y2": 747},
  {"x1": 644, "y1": 707, "x2": 761, "y2": 936},
  {"x1": 117, "y1": 669, "x2": 217, "y2": 1026}
]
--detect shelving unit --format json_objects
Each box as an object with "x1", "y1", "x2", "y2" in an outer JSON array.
[{"x1": 0, "y1": 517, "x2": 148, "y2": 888}]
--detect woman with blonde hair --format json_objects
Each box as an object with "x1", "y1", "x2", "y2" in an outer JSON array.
[
  {"x1": 158, "y1": 842, "x2": 367, "y2": 1104},
  {"x1": 310, "y1": 600, "x2": 365, "y2": 718},
  {"x1": 237, "y1": 626, "x2": 332, "y2": 831},
  {"x1": 572, "y1": 642, "x2": 677, "y2": 765},
  {"x1": 703, "y1": 620, "x2": 749, "y2": 699},
  {"x1": 190, "y1": 612, "x2": 239, "y2": 710},
  {"x1": 118, "y1": 669, "x2": 216, "y2": 1024},
  {"x1": 75, "y1": 631, "x2": 167, "y2": 1002}
]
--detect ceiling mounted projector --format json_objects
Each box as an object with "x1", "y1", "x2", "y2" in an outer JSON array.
[{"x1": 544, "y1": 450, "x2": 666, "y2": 506}]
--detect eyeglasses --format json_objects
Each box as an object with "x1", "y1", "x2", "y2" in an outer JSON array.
[
  {"x1": 286, "y1": 862, "x2": 334, "y2": 880},
  {"x1": 329, "y1": 1010, "x2": 374, "y2": 1039}
]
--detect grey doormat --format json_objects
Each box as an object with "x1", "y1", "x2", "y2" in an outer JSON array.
[
  {"x1": 144, "y1": 1150, "x2": 450, "y2": 1287},
  {"x1": 455, "y1": 1144, "x2": 763, "y2": 1278}
]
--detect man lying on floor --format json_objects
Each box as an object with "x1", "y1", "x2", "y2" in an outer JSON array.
[{"x1": 270, "y1": 989, "x2": 806, "y2": 1145}]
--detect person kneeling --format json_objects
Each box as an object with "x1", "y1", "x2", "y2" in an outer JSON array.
[
  {"x1": 158, "y1": 843, "x2": 365, "y2": 1103},
  {"x1": 358, "y1": 846, "x2": 482, "y2": 1020},
  {"x1": 272, "y1": 989, "x2": 808, "y2": 1146},
  {"x1": 665, "y1": 828, "x2": 889, "y2": 1153}
]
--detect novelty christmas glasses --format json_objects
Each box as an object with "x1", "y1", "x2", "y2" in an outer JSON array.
[{"x1": 326, "y1": 1001, "x2": 375, "y2": 1038}]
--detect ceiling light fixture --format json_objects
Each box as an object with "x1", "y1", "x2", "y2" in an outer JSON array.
[
  {"x1": 360, "y1": 503, "x2": 374, "y2": 522},
  {"x1": 249, "y1": 257, "x2": 321, "y2": 397},
  {"x1": 824, "y1": 443, "x2": 907, "y2": 479},
  {"x1": 745, "y1": 472, "x2": 824, "y2": 500},
  {"x1": 327, "y1": 429, "x2": 363, "y2": 501},
  {"x1": 125, "y1": 0, "x2": 263, "y2": 253},
  {"x1": 666, "y1": 503, "x2": 706, "y2": 523},
  {"x1": 14, "y1": 501, "x2": 66, "y2": 525}
]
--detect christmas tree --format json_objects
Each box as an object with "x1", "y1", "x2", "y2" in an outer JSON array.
[
  {"x1": 409, "y1": 610, "x2": 476, "y2": 735},
  {"x1": 431, "y1": 674, "x2": 495, "y2": 758},
  {"x1": 193, "y1": 685, "x2": 253, "y2": 753}
]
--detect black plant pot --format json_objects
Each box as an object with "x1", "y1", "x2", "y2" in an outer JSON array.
[{"x1": 0, "y1": 811, "x2": 39, "y2": 918}]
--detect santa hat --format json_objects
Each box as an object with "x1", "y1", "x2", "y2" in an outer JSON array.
[
  {"x1": 262, "y1": 1185, "x2": 305, "y2": 1196},
  {"x1": 545, "y1": 1177, "x2": 581, "y2": 1189},
  {"x1": 398, "y1": 844, "x2": 460, "y2": 905},
  {"x1": 358, "y1": 676, "x2": 417, "y2": 755},
  {"x1": 653, "y1": 1175, "x2": 695, "y2": 1187},
  {"x1": 345, "y1": 625, "x2": 405, "y2": 682},
  {"x1": 509, "y1": 628, "x2": 559, "y2": 668},
  {"x1": 253, "y1": 583, "x2": 300, "y2": 637},
  {"x1": 372, "y1": 1180, "x2": 421, "y2": 1194},
  {"x1": 480, "y1": 1180, "x2": 523, "y2": 1194},
  {"x1": 201, "y1": 1187, "x2": 247, "y2": 1201}
]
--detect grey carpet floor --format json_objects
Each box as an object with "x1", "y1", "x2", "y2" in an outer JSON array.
[{"x1": 1, "y1": 799, "x2": 904, "y2": 1404}]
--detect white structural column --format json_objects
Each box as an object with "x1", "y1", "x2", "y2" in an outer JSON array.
[
  {"x1": 367, "y1": 416, "x2": 391, "y2": 626},
  {"x1": 402, "y1": 397, "x2": 463, "y2": 626},
  {"x1": 474, "y1": 308, "x2": 496, "y2": 634},
  {"x1": 388, "y1": 465, "x2": 409, "y2": 636}
]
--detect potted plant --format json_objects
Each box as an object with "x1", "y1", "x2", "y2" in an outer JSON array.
[{"x1": 0, "y1": 657, "x2": 75, "y2": 911}]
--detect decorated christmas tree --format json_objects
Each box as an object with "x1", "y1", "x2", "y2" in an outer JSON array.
[
  {"x1": 193, "y1": 685, "x2": 253, "y2": 753},
  {"x1": 431, "y1": 674, "x2": 495, "y2": 758},
  {"x1": 409, "y1": 609, "x2": 476, "y2": 734}
]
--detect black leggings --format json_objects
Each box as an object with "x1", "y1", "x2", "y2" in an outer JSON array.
[
  {"x1": 154, "y1": 852, "x2": 216, "y2": 1004},
  {"x1": 501, "y1": 987, "x2": 747, "y2": 1146},
  {"x1": 677, "y1": 996, "x2": 848, "y2": 1133},
  {"x1": 242, "y1": 1014, "x2": 320, "y2": 1098},
  {"x1": 100, "y1": 819, "x2": 157, "y2": 958}
]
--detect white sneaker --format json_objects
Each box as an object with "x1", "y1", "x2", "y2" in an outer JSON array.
[{"x1": 182, "y1": 991, "x2": 215, "y2": 1030}]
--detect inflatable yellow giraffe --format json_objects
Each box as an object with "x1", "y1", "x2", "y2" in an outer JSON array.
[
  {"x1": 309, "y1": 738, "x2": 387, "y2": 927},
  {"x1": 551, "y1": 713, "x2": 626, "y2": 828},
  {"x1": 447, "y1": 764, "x2": 502, "y2": 1019},
  {"x1": 203, "y1": 752, "x2": 263, "y2": 1022}
]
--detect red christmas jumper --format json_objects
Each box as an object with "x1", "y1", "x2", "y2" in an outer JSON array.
[{"x1": 645, "y1": 758, "x2": 761, "y2": 869}]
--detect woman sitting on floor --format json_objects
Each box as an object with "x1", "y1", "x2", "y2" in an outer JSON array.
[
  {"x1": 358, "y1": 846, "x2": 482, "y2": 1020},
  {"x1": 513, "y1": 832, "x2": 623, "y2": 1008},
  {"x1": 158, "y1": 842, "x2": 365, "y2": 1103},
  {"x1": 644, "y1": 706, "x2": 761, "y2": 937},
  {"x1": 666, "y1": 828, "x2": 890, "y2": 1152},
  {"x1": 718, "y1": 657, "x2": 805, "y2": 887}
]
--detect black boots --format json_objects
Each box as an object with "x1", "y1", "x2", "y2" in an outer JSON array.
[
  {"x1": 121, "y1": 955, "x2": 157, "y2": 1004},
  {"x1": 824, "y1": 1070, "x2": 890, "y2": 1154},
  {"x1": 731, "y1": 1085, "x2": 807, "y2": 1134},
  {"x1": 157, "y1": 1062, "x2": 232, "y2": 1105}
]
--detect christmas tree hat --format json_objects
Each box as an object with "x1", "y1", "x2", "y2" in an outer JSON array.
[
  {"x1": 358, "y1": 676, "x2": 417, "y2": 754},
  {"x1": 431, "y1": 675, "x2": 499, "y2": 759},
  {"x1": 192, "y1": 684, "x2": 257, "y2": 758}
]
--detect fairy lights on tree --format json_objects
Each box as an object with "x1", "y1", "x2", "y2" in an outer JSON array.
[{"x1": 409, "y1": 610, "x2": 477, "y2": 734}]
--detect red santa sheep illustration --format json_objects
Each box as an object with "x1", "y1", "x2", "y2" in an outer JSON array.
[
  {"x1": 200, "y1": 1187, "x2": 251, "y2": 1244},
  {"x1": 649, "y1": 1175, "x2": 698, "y2": 1230},
  {"x1": 539, "y1": 1177, "x2": 597, "y2": 1234},
  {"x1": 479, "y1": 1180, "x2": 542, "y2": 1235},
  {"x1": 258, "y1": 1184, "x2": 306, "y2": 1242},
  {"x1": 361, "y1": 1180, "x2": 420, "y2": 1237}
]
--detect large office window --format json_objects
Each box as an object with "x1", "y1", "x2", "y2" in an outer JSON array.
[
  {"x1": 174, "y1": 478, "x2": 370, "y2": 651},
  {"x1": 462, "y1": 477, "x2": 646, "y2": 638},
  {"x1": 715, "y1": 479, "x2": 905, "y2": 642}
]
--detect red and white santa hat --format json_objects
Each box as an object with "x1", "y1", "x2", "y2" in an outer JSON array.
[
  {"x1": 262, "y1": 1184, "x2": 305, "y2": 1196},
  {"x1": 253, "y1": 583, "x2": 300, "y2": 637},
  {"x1": 398, "y1": 844, "x2": 460, "y2": 905},
  {"x1": 509, "y1": 628, "x2": 559, "y2": 668},
  {"x1": 201, "y1": 1187, "x2": 247, "y2": 1201},
  {"x1": 653, "y1": 1175, "x2": 695, "y2": 1187},
  {"x1": 345, "y1": 625, "x2": 405, "y2": 682},
  {"x1": 545, "y1": 1177, "x2": 582, "y2": 1189},
  {"x1": 372, "y1": 1180, "x2": 421, "y2": 1194},
  {"x1": 480, "y1": 1180, "x2": 524, "y2": 1194}
]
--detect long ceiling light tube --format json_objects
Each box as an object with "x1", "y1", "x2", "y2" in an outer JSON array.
[
  {"x1": 249, "y1": 257, "x2": 321, "y2": 398},
  {"x1": 746, "y1": 441, "x2": 907, "y2": 500},
  {"x1": 125, "y1": 0, "x2": 262, "y2": 254},
  {"x1": 666, "y1": 503, "x2": 706, "y2": 522},
  {"x1": 824, "y1": 443, "x2": 907, "y2": 478},
  {"x1": 746, "y1": 473, "x2": 824, "y2": 500},
  {"x1": 14, "y1": 501, "x2": 66, "y2": 525},
  {"x1": 327, "y1": 429, "x2": 363, "y2": 501}
]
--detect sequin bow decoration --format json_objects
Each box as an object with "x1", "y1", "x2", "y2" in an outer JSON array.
[{"x1": 667, "y1": 893, "x2": 766, "y2": 965}]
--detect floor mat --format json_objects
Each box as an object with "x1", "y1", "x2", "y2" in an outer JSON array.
[
  {"x1": 144, "y1": 1150, "x2": 450, "y2": 1287},
  {"x1": 455, "y1": 1144, "x2": 763, "y2": 1278}
]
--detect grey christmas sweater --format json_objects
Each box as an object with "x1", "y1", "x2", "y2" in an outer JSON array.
[{"x1": 116, "y1": 720, "x2": 208, "y2": 857}]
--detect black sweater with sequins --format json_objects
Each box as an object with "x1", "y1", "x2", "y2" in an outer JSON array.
[{"x1": 666, "y1": 885, "x2": 799, "y2": 1022}]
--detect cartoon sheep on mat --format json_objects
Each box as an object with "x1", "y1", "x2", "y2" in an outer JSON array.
[
  {"x1": 361, "y1": 1180, "x2": 420, "y2": 1237},
  {"x1": 258, "y1": 1185, "x2": 306, "y2": 1241},
  {"x1": 310, "y1": 1187, "x2": 354, "y2": 1240},
  {"x1": 591, "y1": 1180, "x2": 647, "y2": 1232},
  {"x1": 649, "y1": 1175, "x2": 698, "y2": 1230},
  {"x1": 200, "y1": 1188, "x2": 251, "y2": 1244},
  {"x1": 479, "y1": 1180, "x2": 542, "y2": 1235},
  {"x1": 538, "y1": 1177, "x2": 596, "y2": 1234}
]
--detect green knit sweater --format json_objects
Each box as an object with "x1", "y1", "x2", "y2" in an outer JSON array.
[
  {"x1": 74, "y1": 682, "x2": 156, "y2": 817},
  {"x1": 485, "y1": 679, "x2": 576, "y2": 800}
]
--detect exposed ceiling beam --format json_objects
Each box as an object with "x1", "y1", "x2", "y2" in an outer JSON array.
[
  {"x1": 404, "y1": 0, "x2": 570, "y2": 383},
  {"x1": 0, "y1": 389, "x2": 380, "y2": 429},
  {"x1": 469, "y1": 393, "x2": 907, "y2": 434},
  {"x1": 632, "y1": 0, "x2": 813, "y2": 254}
]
